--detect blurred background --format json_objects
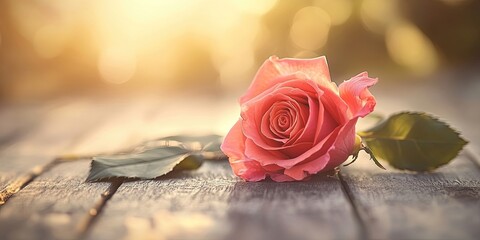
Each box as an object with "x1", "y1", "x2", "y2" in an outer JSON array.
[{"x1": 0, "y1": 0, "x2": 479, "y2": 103}]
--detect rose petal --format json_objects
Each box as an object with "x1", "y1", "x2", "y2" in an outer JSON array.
[
  {"x1": 230, "y1": 159, "x2": 267, "y2": 182},
  {"x1": 320, "y1": 86, "x2": 349, "y2": 124},
  {"x1": 274, "y1": 56, "x2": 332, "y2": 86},
  {"x1": 246, "y1": 124, "x2": 340, "y2": 169},
  {"x1": 241, "y1": 78, "x2": 353, "y2": 169},
  {"x1": 221, "y1": 120, "x2": 268, "y2": 182},
  {"x1": 339, "y1": 72, "x2": 378, "y2": 118},
  {"x1": 240, "y1": 56, "x2": 334, "y2": 104},
  {"x1": 316, "y1": 105, "x2": 338, "y2": 141},
  {"x1": 225, "y1": 56, "x2": 377, "y2": 182},
  {"x1": 255, "y1": 79, "x2": 321, "y2": 145},
  {"x1": 290, "y1": 90, "x2": 318, "y2": 144},
  {"x1": 242, "y1": 80, "x2": 314, "y2": 150},
  {"x1": 289, "y1": 119, "x2": 357, "y2": 178},
  {"x1": 244, "y1": 138, "x2": 289, "y2": 160},
  {"x1": 221, "y1": 119, "x2": 246, "y2": 160},
  {"x1": 283, "y1": 154, "x2": 330, "y2": 180},
  {"x1": 269, "y1": 102, "x2": 294, "y2": 137},
  {"x1": 313, "y1": 86, "x2": 349, "y2": 143},
  {"x1": 282, "y1": 127, "x2": 341, "y2": 179},
  {"x1": 323, "y1": 118, "x2": 357, "y2": 171},
  {"x1": 269, "y1": 173, "x2": 296, "y2": 182},
  {"x1": 262, "y1": 164, "x2": 283, "y2": 172},
  {"x1": 261, "y1": 104, "x2": 289, "y2": 143}
]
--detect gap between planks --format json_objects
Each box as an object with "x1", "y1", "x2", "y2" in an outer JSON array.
[
  {"x1": 0, "y1": 158, "x2": 127, "y2": 239},
  {"x1": 0, "y1": 98, "x2": 130, "y2": 206},
  {"x1": 0, "y1": 158, "x2": 59, "y2": 206},
  {"x1": 3, "y1": 95, "x2": 477, "y2": 239},
  {"x1": 0, "y1": 97, "x2": 185, "y2": 239},
  {"x1": 77, "y1": 179, "x2": 123, "y2": 237},
  {"x1": 338, "y1": 171, "x2": 368, "y2": 240},
  {"x1": 339, "y1": 151, "x2": 480, "y2": 240}
]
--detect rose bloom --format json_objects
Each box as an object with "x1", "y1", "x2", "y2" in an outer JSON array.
[{"x1": 221, "y1": 56, "x2": 377, "y2": 182}]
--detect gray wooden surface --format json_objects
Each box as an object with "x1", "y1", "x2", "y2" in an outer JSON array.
[
  {"x1": 0, "y1": 90, "x2": 479, "y2": 240},
  {"x1": 340, "y1": 154, "x2": 480, "y2": 240},
  {"x1": 87, "y1": 161, "x2": 360, "y2": 240}
]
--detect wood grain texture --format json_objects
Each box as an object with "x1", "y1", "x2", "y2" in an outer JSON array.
[
  {"x1": 1, "y1": 87, "x2": 478, "y2": 240},
  {"x1": 0, "y1": 160, "x2": 109, "y2": 240},
  {"x1": 87, "y1": 161, "x2": 361, "y2": 240},
  {"x1": 0, "y1": 100, "x2": 63, "y2": 189},
  {"x1": 340, "y1": 152, "x2": 480, "y2": 240},
  {"x1": 0, "y1": 98, "x2": 164, "y2": 239},
  {"x1": 0, "y1": 99, "x2": 114, "y2": 190}
]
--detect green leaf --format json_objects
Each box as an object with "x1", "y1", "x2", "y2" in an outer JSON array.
[
  {"x1": 358, "y1": 112, "x2": 468, "y2": 171},
  {"x1": 86, "y1": 146, "x2": 202, "y2": 182}
]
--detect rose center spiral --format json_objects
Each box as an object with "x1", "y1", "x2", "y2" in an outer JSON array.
[{"x1": 266, "y1": 100, "x2": 301, "y2": 140}]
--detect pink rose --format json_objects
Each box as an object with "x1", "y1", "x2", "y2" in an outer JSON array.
[{"x1": 221, "y1": 56, "x2": 377, "y2": 182}]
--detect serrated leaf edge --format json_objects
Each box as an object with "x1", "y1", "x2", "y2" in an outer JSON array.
[
  {"x1": 360, "y1": 111, "x2": 468, "y2": 171},
  {"x1": 86, "y1": 153, "x2": 193, "y2": 182},
  {"x1": 360, "y1": 111, "x2": 469, "y2": 144}
]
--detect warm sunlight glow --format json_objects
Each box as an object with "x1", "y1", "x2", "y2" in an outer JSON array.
[
  {"x1": 3, "y1": 0, "x2": 479, "y2": 101},
  {"x1": 386, "y1": 21, "x2": 439, "y2": 76},
  {"x1": 294, "y1": 51, "x2": 321, "y2": 58},
  {"x1": 33, "y1": 24, "x2": 69, "y2": 59},
  {"x1": 98, "y1": 45, "x2": 137, "y2": 84},
  {"x1": 314, "y1": 0, "x2": 353, "y2": 26},
  {"x1": 360, "y1": 0, "x2": 399, "y2": 34},
  {"x1": 232, "y1": 0, "x2": 278, "y2": 15},
  {"x1": 88, "y1": 0, "x2": 275, "y2": 89},
  {"x1": 290, "y1": 6, "x2": 331, "y2": 51}
]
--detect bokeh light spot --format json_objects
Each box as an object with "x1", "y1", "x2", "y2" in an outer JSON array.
[
  {"x1": 294, "y1": 51, "x2": 319, "y2": 59},
  {"x1": 33, "y1": 24, "x2": 69, "y2": 59},
  {"x1": 231, "y1": 0, "x2": 277, "y2": 15},
  {"x1": 290, "y1": 6, "x2": 331, "y2": 51},
  {"x1": 314, "y1": 0, "x2": 353, "y2": 26},
  {"x1": 386, "y1": 21, "x2": 439, "y2": 76},
  {"x1": 361, "y1": 0, "x2": 399, "y2": 34},
  {"x1": 98, "y1": 46, "x2": 137, "y2": 84}
]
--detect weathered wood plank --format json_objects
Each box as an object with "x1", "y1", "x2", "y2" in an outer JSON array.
[
  {"x1": 340, "y1": 152, "x2": 480, "y2": 240},
  {"x1": 0, "y1": 99, "x2": 63, "y2": 147},
  {"x1": 87, "y1": 160, "x2": 361, "y2": 240},
  {"x1": 83, "y1": 97, "x2": 361, "y2": 240},
  {"x1": 0, "y1": 99, "x2": 119, "y2": 191},
  {"x1": 0, "y1": 98, "x2": 162, "y2": 239},
  {"x1": 0, "y1": 160, "x2": 109, "y2": 240},
  {"x1": 0, "y1": 100, "x2": 65, "y2": 188},
  {"x1": 343, "y1": 83, "x2": 480, "y2": 239}
]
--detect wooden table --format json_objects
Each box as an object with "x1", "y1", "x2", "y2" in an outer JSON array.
[{"x1": 1, "y1": 85, "x2": 479, "y2": 240}]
